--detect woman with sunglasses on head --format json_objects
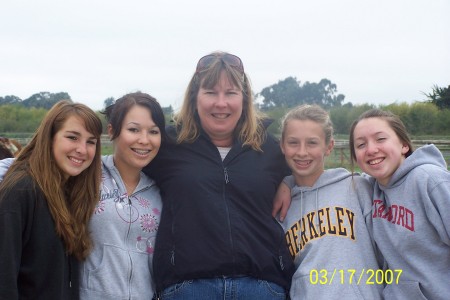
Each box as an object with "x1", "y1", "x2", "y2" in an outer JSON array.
[
  {"x1": 144, "y1": 51, "x2": 295, "y2": 300},
  {"x1": 0, "y1": 101, "x2": 102, "y2": 300}
]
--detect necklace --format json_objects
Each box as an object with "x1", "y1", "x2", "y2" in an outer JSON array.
[{"x1": 123, "y1": 179, "x2": 138, "y2": 195}]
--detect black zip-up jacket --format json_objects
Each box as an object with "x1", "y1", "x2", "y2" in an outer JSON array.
[
  {"x1": 144, "y1": 127, "x2": 295, "y2": 292},
  {"x1": 0, "y1": 175, "x2": 79, "y2": 300}
]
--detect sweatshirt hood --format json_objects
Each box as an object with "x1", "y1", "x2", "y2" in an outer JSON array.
[
  {"x1": 388, "y1": 144, "x2": 447, "y2": 188},
  {"x1": 291, "y1": 168, "x2": 353, "y2": 197}
]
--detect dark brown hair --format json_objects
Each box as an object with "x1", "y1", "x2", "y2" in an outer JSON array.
[{"x1": 102, "y1": 92, "x2": 168, "y2": 143}]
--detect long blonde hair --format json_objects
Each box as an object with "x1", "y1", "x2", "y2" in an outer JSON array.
[
  {"x1": 174, "y1": 51, "x2": 267, "y2": 151},
  {"x1": 0, "y1": 101, "x2": 102, "y2": 260}
]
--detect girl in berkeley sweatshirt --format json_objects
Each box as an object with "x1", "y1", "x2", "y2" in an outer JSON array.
[
  {"x1": 279, "y1": 104, "x2": 383, "y2": 300},
  {"x1": 350, "y1": 108, "x2": 450, "y2": 300}
]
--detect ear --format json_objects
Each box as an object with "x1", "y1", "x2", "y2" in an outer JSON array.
[
  {"x1": 325, "y1": 139, "x2": 335, "y2": 156},
  {"x1": 401, "y1": 144, "x2": 410, "y2": 155},
  {"x1": 107, "y1": 124, "x2": 114, "y2": 140}
]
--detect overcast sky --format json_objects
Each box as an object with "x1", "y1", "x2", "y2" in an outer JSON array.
[{"x1": 1, "y1": 0, "x2": 449, "y2": 111}]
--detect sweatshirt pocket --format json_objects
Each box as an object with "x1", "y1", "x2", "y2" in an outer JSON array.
[
  {"x1": 86, "y1": 245, "x2": 130, "y2": 296},
  {"x1": 383, "y1": 281, "x2": 427, "y2": 300}
]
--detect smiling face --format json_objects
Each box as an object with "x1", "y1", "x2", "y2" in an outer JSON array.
[
  {"x1": 196, "y1": 70, "x2": 243, "y2": 147},
  {"x1": 110, "y1": 104, "x2": 161, "y2": 175},
  {"x1": 52, "y1": 115, "x2": 98, "y2": 180},
  {"x1": 281, "y1": 119, "x2": 334, "y2": 187},
  {"x1": 352, "y1": 117, "x2": 409, "y2": 186}
]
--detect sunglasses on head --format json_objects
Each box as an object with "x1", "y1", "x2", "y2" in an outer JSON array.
[{"x1": 196, "y1": 53, "x2": 244, "y2": 75}]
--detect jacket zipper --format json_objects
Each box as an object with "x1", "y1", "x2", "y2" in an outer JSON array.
[{"x1": 224, "y1": 167, "x2": 229, "y2": 184}]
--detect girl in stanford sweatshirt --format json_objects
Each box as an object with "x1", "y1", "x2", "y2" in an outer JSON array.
[
  {"x1": 350, "y1": 108, "x2": 450, "y2": 300},
  {"x1": 279, "y1": 104, "x2": 383, "y2": 300}
]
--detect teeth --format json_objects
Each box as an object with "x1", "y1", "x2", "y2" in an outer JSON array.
[
  {"x1": 369, "y1": 158, "x2": 383, "y2": 165},
  {"x1": 133, "y1": 149, "x2": 150, "y2": 155},
  {"x1": 70, "y1": 157, "x2": 82, "y2": 164},
  {"x1": 295, "y1": 160, "x2": 311, "y2": 166},
  {"x1": 213, "y1": 114, "x2": 229, "y2": 119}
]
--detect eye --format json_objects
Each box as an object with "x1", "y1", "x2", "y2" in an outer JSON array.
[
  {"x1": 356, "y1": 143, "x2": 365, "y2": 149},
  {"x1": 67, "y1": 135, "x2": 78, "y2": 141},
  {"x1": 87, "y1": 139, "x2": 98, "y2": 145},
  {"x1": 128, "y1": 127, "x2": 139, "y2": 133},
  {"x1": 377, "y1": 137, "x2": 386, "y2": 142},
  {"x1": 150, "y1": 129, "x2": 160, "y2": 135}
]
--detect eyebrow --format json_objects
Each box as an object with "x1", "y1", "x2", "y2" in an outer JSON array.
[
  {"x1": 65, "y1": 130, "x2": 97, "y2": 140},
  {"x1": 65, "y1": 130, "x2": 81, "y2": 136},
  {"x1": 126, "y1": 121, "x2": 158, "y2": 127}
]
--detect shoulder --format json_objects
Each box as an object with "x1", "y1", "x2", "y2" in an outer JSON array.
[
  {"x1": 408, "y1": 163, "x2": 449, "y2": 185},
  {"x1": 0, "y1": 175, "x2": 40, "y2": 210},
  {"x1": 2, "y1": 174, "x2": 35, "y2": 190},
  {"x1": 261, "y1": 132, "x2": 282, "y2": 153}
]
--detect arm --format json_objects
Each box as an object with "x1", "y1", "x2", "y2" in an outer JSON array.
[
  {"x1": 0, "y1": 158, "x2": 15, "y2": 181},
  {"x1": 0, "y1": 181, "x2": 27, "y2": 299},
  {"x1": 272, "y1": 177, "x2": 295, "y2": 222},
  {"x1": 428, "y1": 178, "x2": 450, "y2": 246}
]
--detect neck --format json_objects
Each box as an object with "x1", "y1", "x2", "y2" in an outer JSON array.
[
  {"x1": 112, "y1": 156, "x2": 140, "y2": 195},
  {"x1": 210, "y1": 136, "x2": 233, "y2": 147}
]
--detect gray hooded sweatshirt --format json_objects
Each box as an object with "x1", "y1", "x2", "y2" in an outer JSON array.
[
  {"x1": 0, "y1": 156, "x2": 162, "y2": 300},
  {"x1": 371, "y1": 144, "x2": 450, "y2": 300},
  {"x1": 282, "y1": 168, "x2": 383, "y2": 300},
  {"x1": 79, "y1": 155, "x2": 162, "y2": 300}
]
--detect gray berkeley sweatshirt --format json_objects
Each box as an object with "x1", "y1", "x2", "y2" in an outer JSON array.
[{"x1": 282, "y1": 168, "x2": 383, "y2": 300}]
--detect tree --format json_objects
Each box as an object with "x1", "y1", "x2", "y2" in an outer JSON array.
[
  {"x1": 0, "y1": 95, "x2": 22, "y2": 105},
  {"x1": 258, "y1": 76, "x2": 301, "y2": 109},
  {"x1": 301, "y1": 79, "x2": 345, "y2": 108},
  {"x1": 424, "y1": 84, "x2": 450, "y2": 110},
  {"x1": 103, "y1": 97, "x2": 115, "y2": 109},
  {"x1": 162, "y1": 105, "x2": 173, "y2": 115},
  {"x1": 22, "y1": 92, "x2": 72, "y2": 109},
  {"x1": 257, "y1": 77, "x2": 345, "y2": 110}
]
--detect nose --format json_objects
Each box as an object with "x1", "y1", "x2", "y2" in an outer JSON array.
[
  {"x1": 366, "y1": 141, "x2": 378, "y2": 154},
  {"x1": 215, "y1": 93, "x2": 227, "y2": 107},
  {"x1": 297, "y1": 144, "x2": 307, "y2": 156},
  {"x1": 76, "y1": 143, "x2": 87, "y2": 155},
  {"x1": 138, "y1": 132, "x2": 150, "y2": 144}
]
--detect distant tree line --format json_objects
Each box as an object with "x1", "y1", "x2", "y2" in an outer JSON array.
[
  {"x1": 0, "y1": 91, "x2": 174, "y2": 134},
  {"x1": 0, "y1": 92, "x2": 72, "y2": 109},
  {"x1": 258, "y1": 81, "x2": 450, "y2": 136},
  {"x1": 1, "y1": 84, "x2": 449, "y2": 137}
]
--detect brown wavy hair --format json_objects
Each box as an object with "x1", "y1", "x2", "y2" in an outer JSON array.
[
  {"x1": 174, "y1": 51, "x2": 267, "y2": 151},
  {"x1": 0, "y1": 101, "x2": 102, "y2": 260}
]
